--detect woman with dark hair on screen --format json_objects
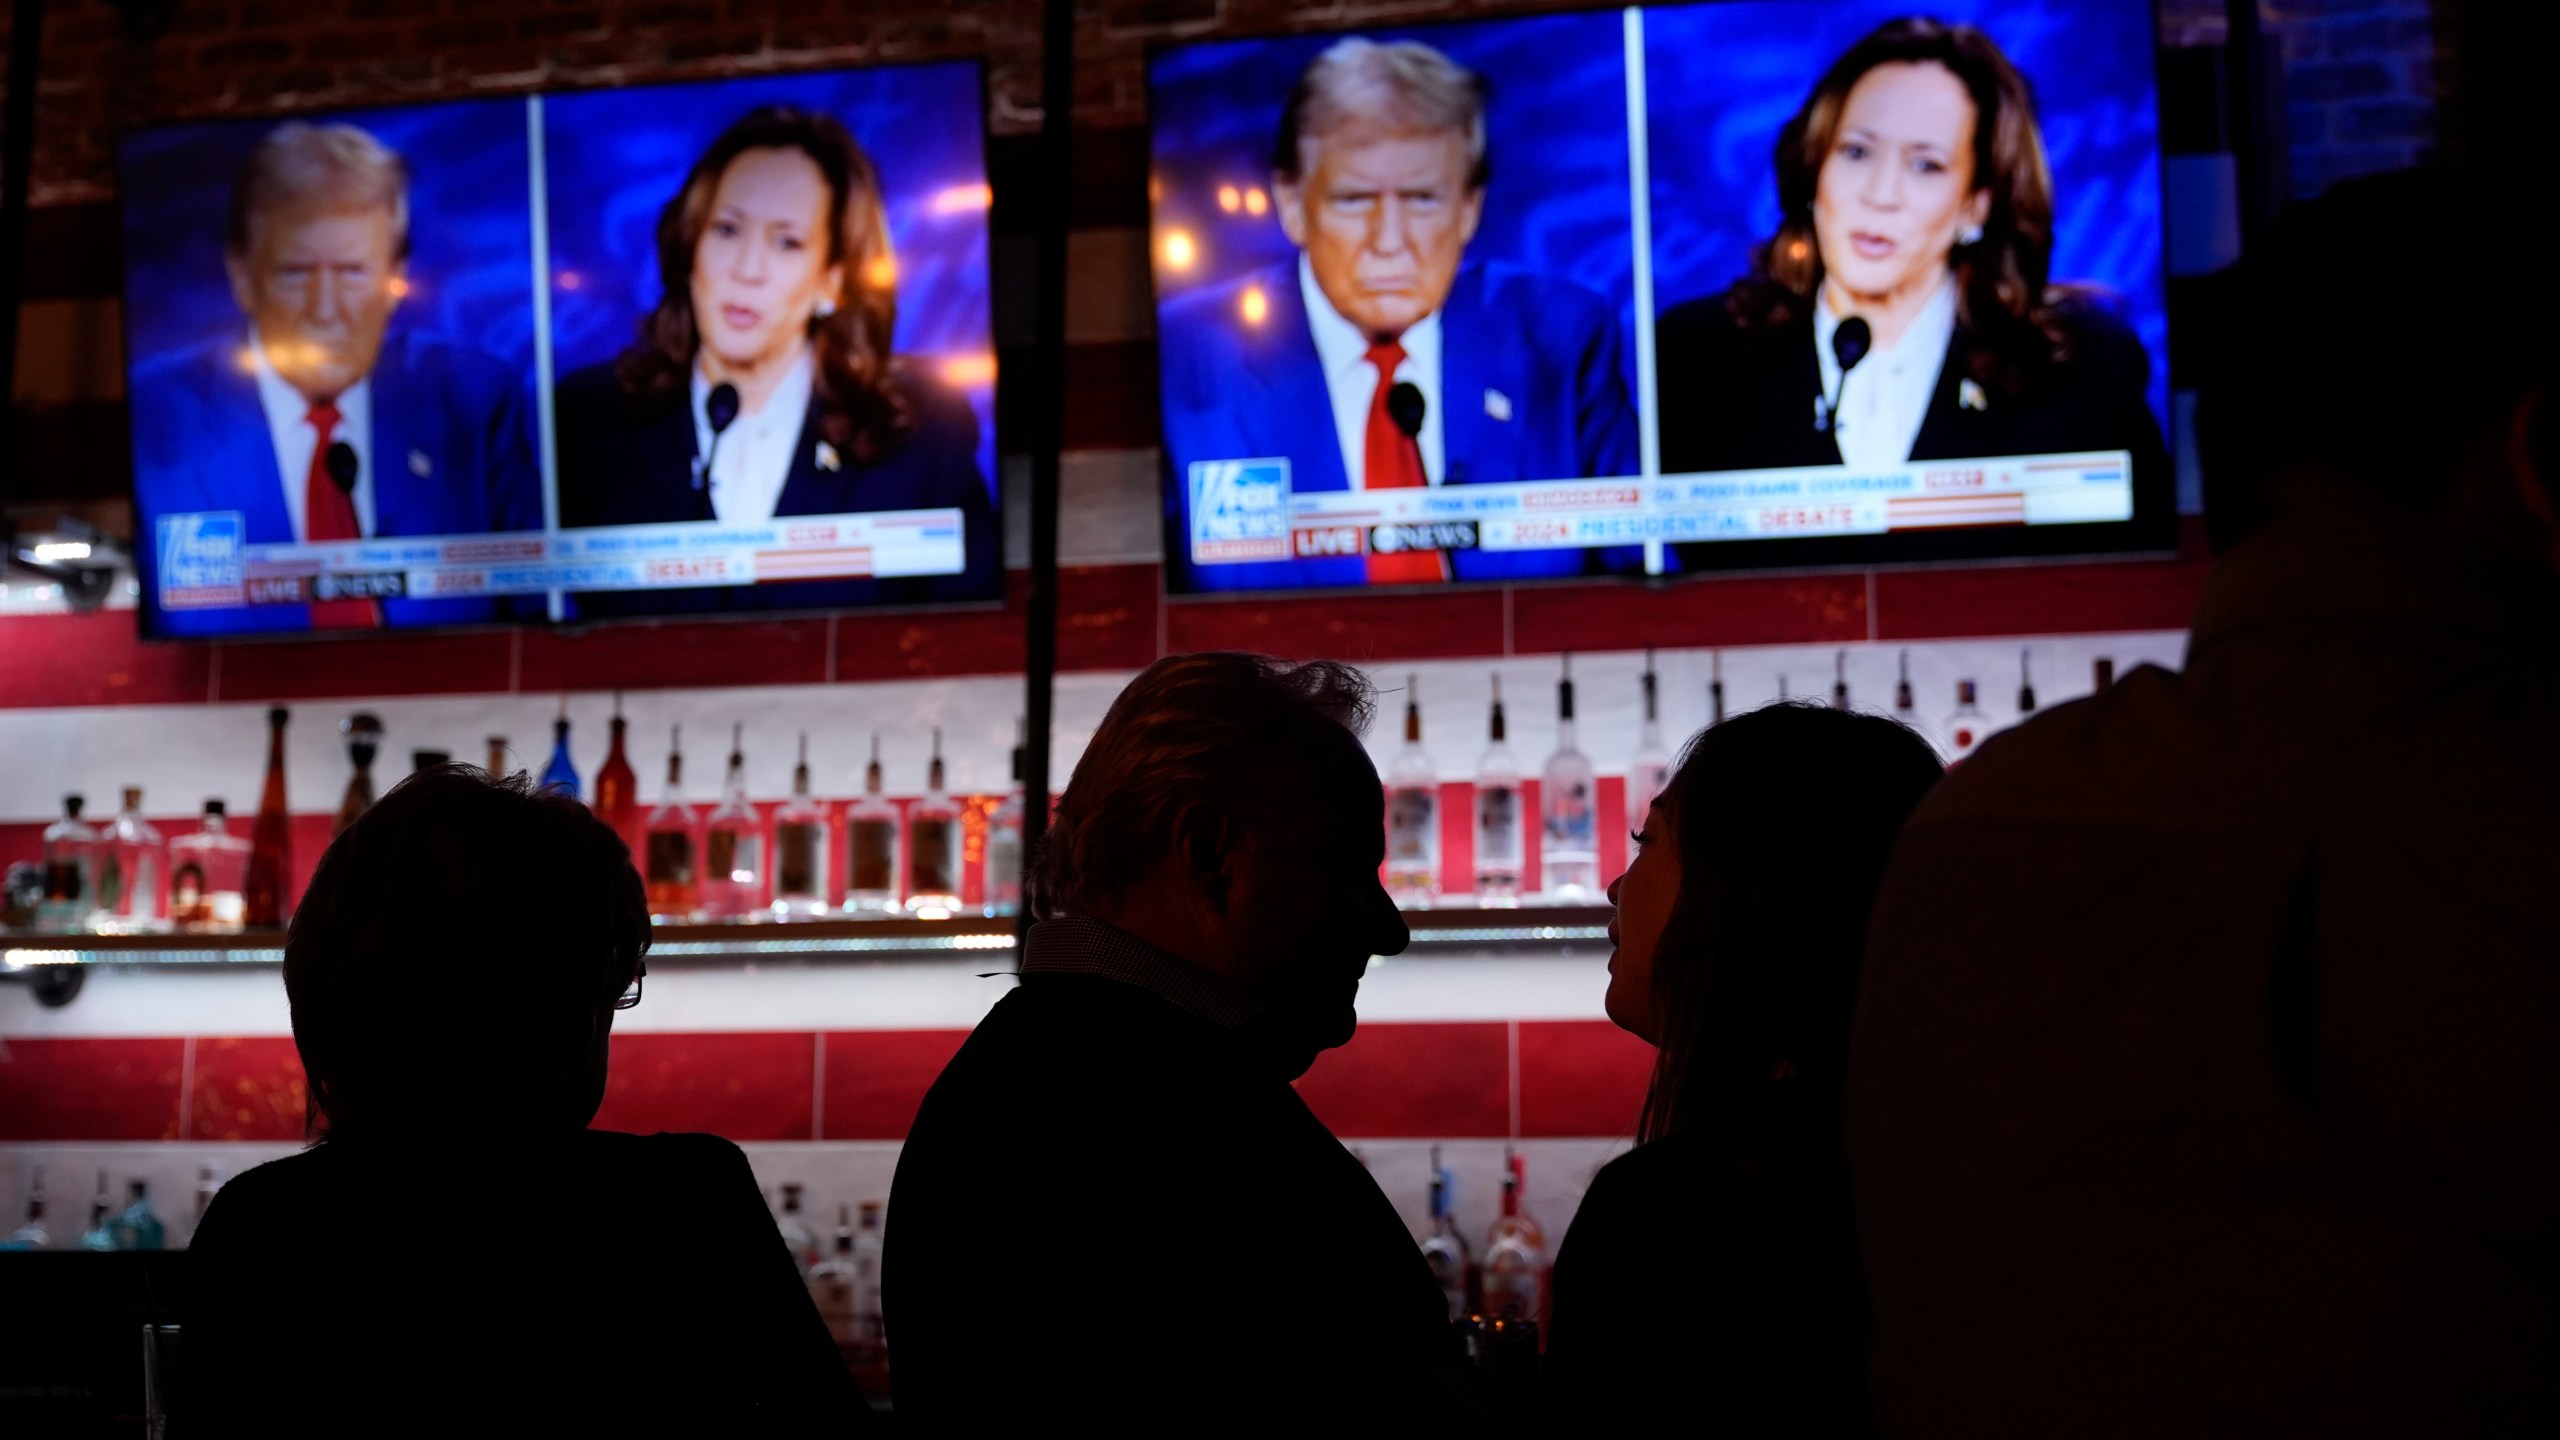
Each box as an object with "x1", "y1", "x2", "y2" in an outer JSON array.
[
  {"x1": 1541, "y1": 704, "x2": 1942, "y2": 1430},
  {"x1": 1654, "y1": 18, "x2": 2163, "y2": 492},
  {"x1": 184, "y1": 769, "x2": 869, "y2": 1436},
  {"x1": 556, "y1": 104, "x2": 994, "y2": 615}
]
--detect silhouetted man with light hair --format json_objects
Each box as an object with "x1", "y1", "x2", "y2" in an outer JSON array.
[{"x1": 886, "y1": 653, "x2": 1475, "y2": 1426}]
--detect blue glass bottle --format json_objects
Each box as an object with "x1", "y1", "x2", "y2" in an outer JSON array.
[
  {"x1": 541, "y1": 712, "x2": 581, "y2": 801},
  {"x1": 112, "y1": 1180, "x2": 165, "y2": 1251}
]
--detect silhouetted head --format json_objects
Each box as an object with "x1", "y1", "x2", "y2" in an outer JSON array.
[
  {"x1": 286, "y1": 767, "x2": 648, "y2": 1145},
  {"x1": 1607, "y1": 703, "x2": 1942, "y2": 1142},
  {"x1": 2198, "y1": 168, "x2": 2560, "y2": 570},
  {"x1": 1033, "y1": 653, "x2": 1409, "y2": 1073}
]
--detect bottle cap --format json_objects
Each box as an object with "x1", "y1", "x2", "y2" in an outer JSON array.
[
  {"x1": 1957, "y1": 679, "x2": 1977, "y2": 704},
  {"x1": 204, "y1": 798, "x2": 227, "y2": 817},
  {"x1": 123, "y1": 786, "x2": 142, "y2": 810},
  {"x1": 63, "y1": 794, "x2": 83, "y2": 818}
]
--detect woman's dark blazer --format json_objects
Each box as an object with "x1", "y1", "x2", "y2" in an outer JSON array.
[
  {"x1": 553, "y1": 358, "x2": 999, "y2": 617},
  {"x1": 1654, "y1": 284, "x2": 2168, "y2": 480}
]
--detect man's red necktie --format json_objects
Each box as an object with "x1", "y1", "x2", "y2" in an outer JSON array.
[
  {"x1": 302, "y1": 402, "x2": 378, "y2": 629},
  {"x1": 1360, "y1": 341, "x2": 1446, "y2": 584}
]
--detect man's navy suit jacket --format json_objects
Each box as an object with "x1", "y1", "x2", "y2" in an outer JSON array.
[
  {"x1": 130, "y1": 330, "x2": 542, "y2": 635},
  {"x1": 1157, "y1": 260, "x2": 1640, "y2": 592}
]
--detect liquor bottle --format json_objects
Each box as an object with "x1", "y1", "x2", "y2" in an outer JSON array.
[
  {"x1": 540, "y1": 702, "x2": 580, "y2": 800},
  {"x1": 410, "y1": 749, "x2": 451, "y2": 774},
  {"x1": 1945, "y1": 680, "x2": 1988, "y2": 763},
  {"x1": 1708, "y1": 651, "x2": 1727, "y2": 727},
  {"x1": 984, "y1": 722, "x2": 1026, "y2": 917},
  {"x1": 113, "y1": 1180, "x2": 165, "y2": 1251},
  {"x1": 702, "y1": 724, "x2": 764, "y2": 920},
  {"x1": 244, "y1": 707, "x2": 292, "y2": 929},
  {"x1": 1473, "y1": 677, "x2": 1523, "y2": 906},
  {"x1": 77, "y1": 1170, "x2": 116, "y2": 1252},
  {"x1": 2093, "y1": 657, "x2": 2117, "y2": 692},
  {"x1": 849, "y1": 1200, "x2": 887, "y2": 1357},
  {"x1": 1628, "y1": 650, "x2": 1670, "y2": 835},
  {"x1": 2016, "y1": 649, "x2": 2038, "y2": 718},
  {"x1": 1480, "y1": 1150, "x2": 1548, "y2": 1324},
  {"x1": 809, "y1": 1204, "x2": 860, "y2": 1346},
  {"x1": 99, "y1": 787, "x2": 167, "y2": 934},
  {"x1": 485, "y1": 735, "x2": 510, "y2": 778},
  {"x1": 595, "y1": 692, "x2": 640, "y2": 852},
  {"x1": 337, "y1": 712, "x2": 383, "y2": 835},
  {"x1": 644, "y1": 725, "x2": 701, "y2": 922},
  {"x1": 846, "y1": 736, "x2": 901, "y2": 915},
  {"x1": 774, "y1": 1182, "x2": 820, "y2": 1276},
  {"x1": 37, "y1": 794, "x2": 99, "y2": 932},
  {"x1": 1539, "y1": 656, "x2": 1600, "y2": 901},
  {"x1": 1385, "y1": 675, "x2": 1439, "y2": 908},
  {"x1": 906, "y1": 730, "x2": 962, "y2": 916},
  {"x1": 2, "y1": 1167, "x2": 52, "y2": 1250},
  {"x1": 169, "y1": 800, "x2": 251, "y2": 933},
  {"x1": 1420, "y1": 1146, "x2": 1473, "y2": 1323},
  {"x1": 773, "y1": 734, "x2": 829, "y2": 920},
  {"x1": 1777, "y1": 673, "x2": 1792, "y2": 703},
  {"x1": 1894, "y1": 650, "x2": 1917, "y2": 727},
  {"x1": 1832, "y1": 650, "x2": 1852, "y2": 710}
]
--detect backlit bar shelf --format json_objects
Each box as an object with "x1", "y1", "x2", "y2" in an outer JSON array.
[{"x1": 0, "y1": 906, "x2": 1612, "y2": 973}]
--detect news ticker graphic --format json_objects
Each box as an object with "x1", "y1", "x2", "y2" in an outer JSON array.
[
  {"x1": 1187, "y1": 452, "x2": 2138, "y2": 565},
  {"x1": 154, "y1": 508, "x2": 969, "y2": 610}
]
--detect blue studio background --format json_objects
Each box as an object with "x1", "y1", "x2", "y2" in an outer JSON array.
[
  {"x1": 542, "y1": 63, "x2": 997, "y2": 502},
  {"x1": 1148, "y1": 9, "x2": 1640, "y2": 368},
  {"x1": 120, "y1": 99, "x2": 541, "y2": 416},
  {"x1": 1643, "y1": 0, "x2": 2168, "y2": 438}
]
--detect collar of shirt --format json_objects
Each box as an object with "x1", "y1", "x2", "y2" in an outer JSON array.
[
  {"x1": 692, "y1": 347, "x2": 816, "y2": 526},
  {"x1": 1298, "y1": 253, "x2": 1447, "y2": 489},
  {"x1": 249, "y1": 330, "x2": 375, "y2": 541},
  {"x1": 1018, "y1": 914, "x2": 1263, "y2": 1030},
  {"x1": 1815, "y1": 277, "x2": 1956, "y2": 474}
]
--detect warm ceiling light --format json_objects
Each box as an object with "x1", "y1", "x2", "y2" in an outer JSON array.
[
  {"x1": 942, "y1": 353, "x2": 998, "y2": 387},
  {"x1": 930, "y1": 182, "x2": 994, "y2": 214},
  {"x1": 1243, "y1": 188, "x2": 1268, "y2": 216},
  {"x1": 1162, "y1": 229, "x2": 1197, "y2": 271},
  {"x1": 1217, "y1": 185, "x2": 1241, "y2": 213},
  {"x1": 1239, "y1": 285, "x2": 1268, "y2": 325}
]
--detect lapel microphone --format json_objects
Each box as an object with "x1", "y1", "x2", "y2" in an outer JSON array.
[
  {"x1": 694, "y1": 382, "x2": 742, "y2": 490},
  {"x1": 1817, "y1": 316, "x2": 1872, "y2": 435},
  {"x1": 325, "y1": 440, "x2": 359, "y2": 495}
]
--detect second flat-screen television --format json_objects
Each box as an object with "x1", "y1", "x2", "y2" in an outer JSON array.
[
  {"x1": 1148, "y1": 0, "x2": 2172, "y2": 594},
  {"x1": 121, "y1": 61, "x2": 999, "y2": 638}
]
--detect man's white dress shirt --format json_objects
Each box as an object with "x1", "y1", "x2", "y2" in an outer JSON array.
[
  {"x1": 251, "y1": 333, "x2": 375, "y2": 541},
  {"x1": 1300, "y1": 254, "x2": 1446, "y2": 488}
]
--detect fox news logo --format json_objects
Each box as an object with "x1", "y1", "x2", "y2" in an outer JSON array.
[
  {"x1": 1369, "y1": 521, "x2": 1479, "y2": 554},
  {"x1": 156, "y1": 511, "x2": 246, "y2": 609},
  {"x1": 1189, "y1": 458, "x2": 1292, "y2": 563}
]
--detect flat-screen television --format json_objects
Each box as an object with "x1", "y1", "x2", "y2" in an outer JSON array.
[
  {"x1": 121, "y1": 61, "x2": 999, "y2": 638},
  {"x1": 1147, "y1": 0, "x2": 2170, "y2": 594}
]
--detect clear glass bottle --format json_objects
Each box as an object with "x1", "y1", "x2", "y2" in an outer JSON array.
[
  {"x1": 702, "y1": 724, "x2": 764, "y2": 921},
  {"x1": 77, "y1": 1171, "x2": 116, "y2": 1252},
  {"x1": 1539, "y1": 657, "x2": 1600, "y2": 902},
  {"x1": 1473, "y1": 677, "x2": 1523, "y2": 907},
  {"x1": 983, "y1": 723, "x2": 1026, "y2": 917},
  {"x1": 1708, "y1": 650, "x2": 1727, "y2": 727},
  {"x1": 849, "y1": 1200, "x2": 886, "y2": 1357},
  {"x1": 337, "y1": 713, "x2": 383, "y2": 835},
  {"x1": 774, "y1": 1182, "x2": 819, "y2": 1277},
  {"x1": 773, "y1": 734, "x2": 829, "y2": 920},
  {"x1": 1894, "y1": 650, "x2": 1917, "y2": 727},
  {"x1": 1832, "y1": 649, "x2": 1852, "y2": 710},
  {"x1": 38, "y1": 794, "x2": 101, "y2": 933},
  {"x1": 1628, "y1": 652, "x2": 1670, "y2": 837},
  {"x1": 594, "y1": 693, "x2": 640, "y2": 853},
  {"x1": 169, "y1": 799, "x2": 251, "y2": 933},
  {"x1": 2017, "y1": 648, "x2": 2038, "y2": 718},
  {"x1": 244, "y1": 706, "x2": 292, "y2": 929},
  {"x1": 906, "y1": 730, "x2": 962, "y2": 917},
  {"x1": 98, "y1": 787, "x2": 167, "y2": 934},
  {"x1": 1479, "y1": 1150, "x2": 1548, "y2": 1325},
  {"x1": 809, "y1": 1204, "x2": 860, "y2": 1346},
  {"x1": 1945, "y1": 680, "x2": 1988, "y2": 763},
  {"x1": 540, "y1": 703, "x2": 580, "y2": 800},
  {"x1": 1419, "y1": 1146, "x2": 1472, "y2": 1322},
  {"x1": 845, "y1": 736, "x2": 901, "y2": 916},
  {"x1": 1386, "y1": 675, "x2": 1439, "y2": 908},
  {"x1": 2, "y1": 1167, "x2": 52, "y2": 1250},
  {"x1": 644, "y1": 725, "x2": 700, "y2": 922},
  {"x1": 113, "y1": 1179, "x2": 165, "y2": 1251}
]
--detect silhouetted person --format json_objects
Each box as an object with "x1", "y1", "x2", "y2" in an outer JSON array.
[
  {"x1": 1850, "y1": 168, "x2": 2560, "y2": 1435},
  {"x1": 1542, "y1": 704, "x2": 1940, "y2": 1431},
  {"x1": 885, "y1": 654, "x2": 1473, "y2": 1427},
  {"x1": 183, "y1": 769, "x2": 866, "y2": 1437}
]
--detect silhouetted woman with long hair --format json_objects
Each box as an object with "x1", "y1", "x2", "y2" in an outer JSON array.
[{"x1": 1542, "y1": 703, "x2": 1942, "y2": 1430}]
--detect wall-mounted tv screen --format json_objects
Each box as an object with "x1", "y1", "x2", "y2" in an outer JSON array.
[
  {"x1": 1148, "y1": 0, "x2": 2169, "y2": 594},
  {"x1": 122, "y1": 61, "x2": 998, "y2": 638}
]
